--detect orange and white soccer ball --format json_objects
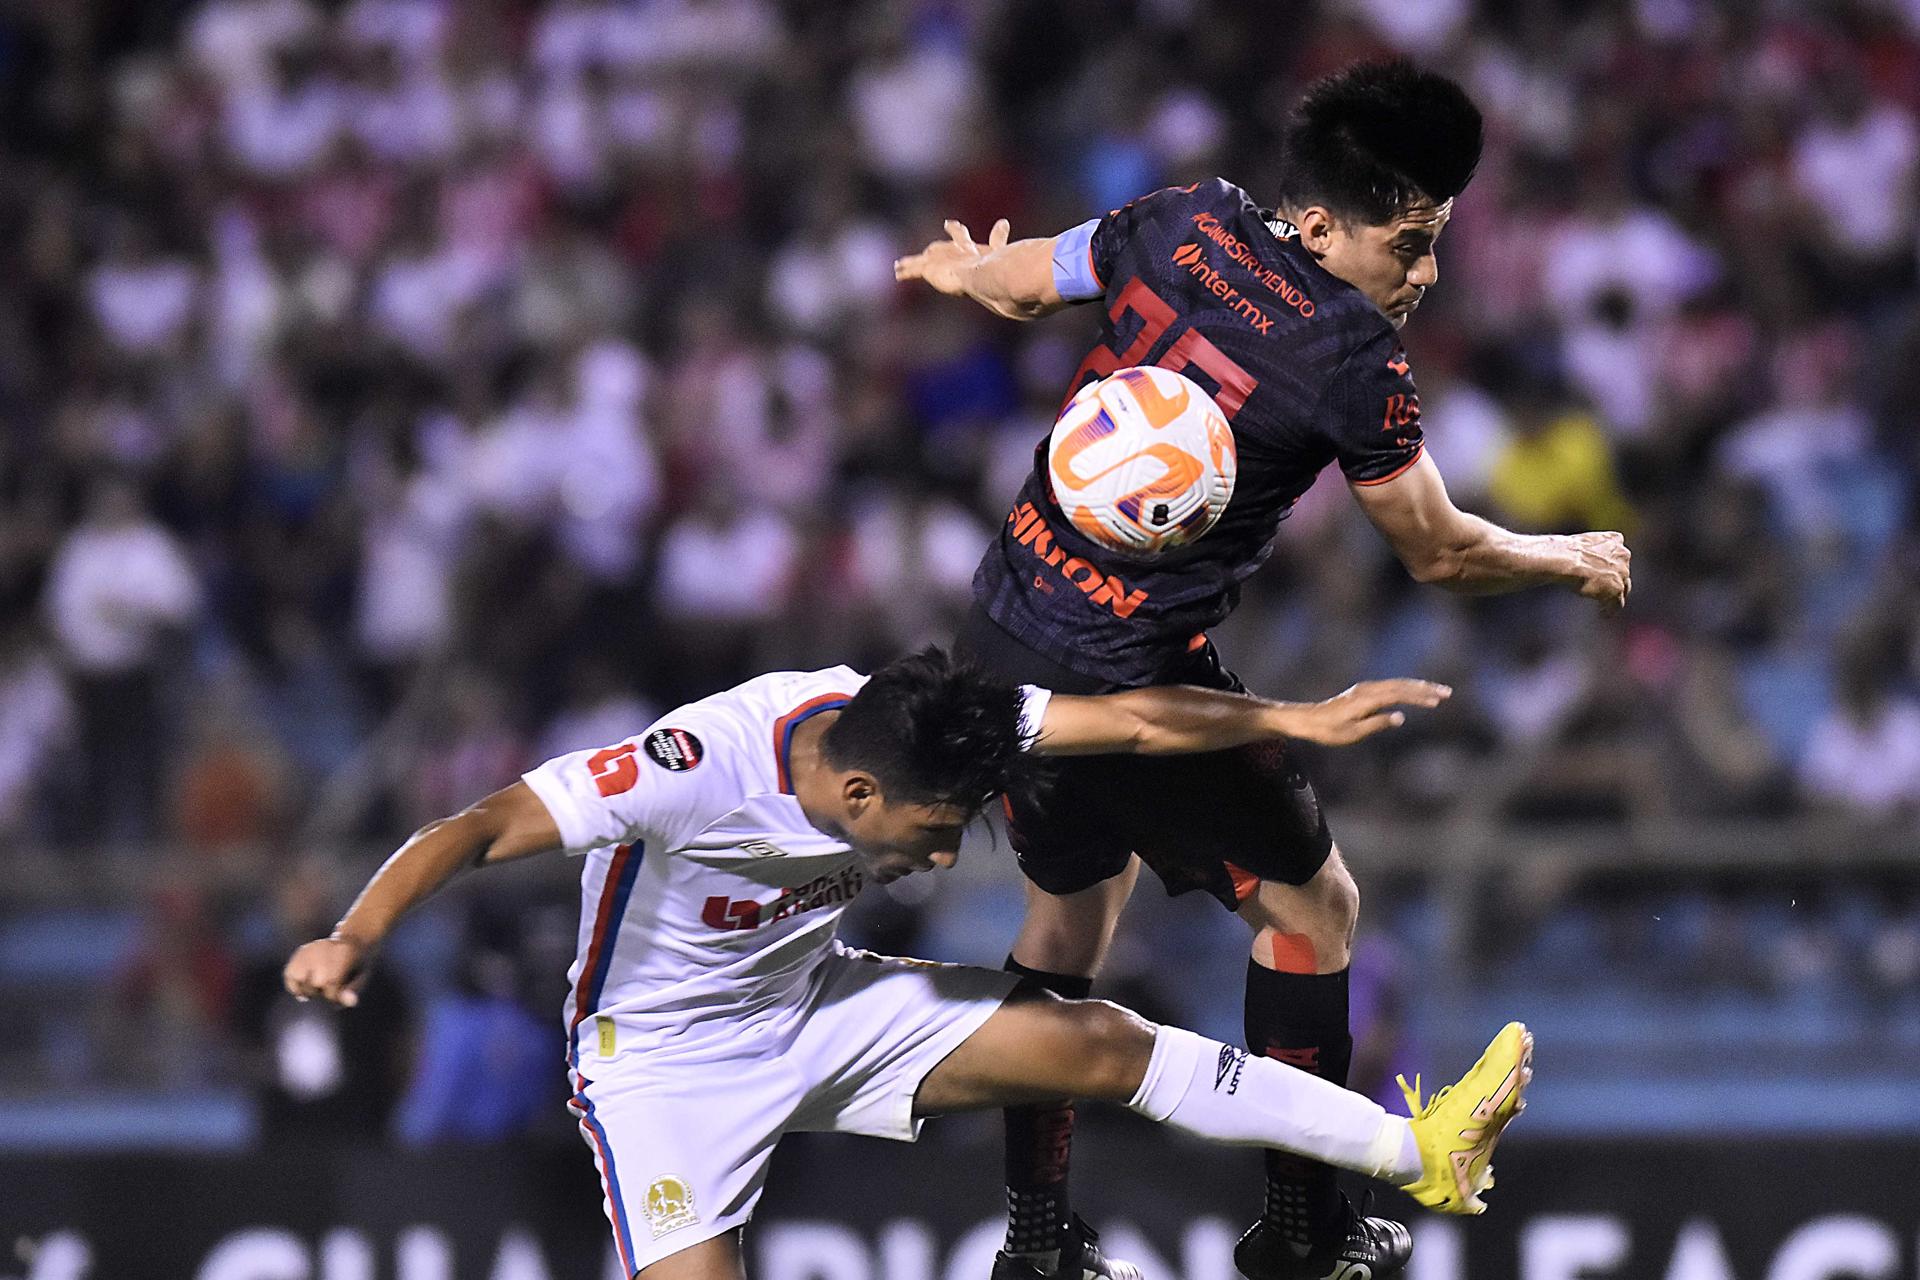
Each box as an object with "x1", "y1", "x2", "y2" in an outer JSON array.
[{"x1": 1047, "y1": 366, "x2": 1237, "y2": 556}]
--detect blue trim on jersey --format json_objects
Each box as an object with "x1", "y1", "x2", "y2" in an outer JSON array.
[
  {"x1": 777, "y1": 698, "x2": 850, "y2": 794},
  {"x1": 1051, "y1": 219, "x2": 1103, "y2": 302},
  {"x1": 578, "y1": 841, "x2": 645, "y2": 1061}
]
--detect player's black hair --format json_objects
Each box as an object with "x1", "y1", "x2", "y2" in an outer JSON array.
[
  {"x1": 1276, "y1": 60, "x2": 1484, "y2": 226},
  {"x1": 822, "y1": 647, "x2": 1038, "y2": 813}
]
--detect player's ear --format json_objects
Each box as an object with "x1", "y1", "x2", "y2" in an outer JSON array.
[
  {"x1": 1295, "y1": 205, "x2": 1338, "y2": 255},
  {"x1": 841, "y1": 773, "x2": 880, "y2": 816}
]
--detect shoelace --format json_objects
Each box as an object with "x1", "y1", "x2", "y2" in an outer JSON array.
[{"x1": 1396, "y1": 1071, "x2": 1452, "y2": 1117}]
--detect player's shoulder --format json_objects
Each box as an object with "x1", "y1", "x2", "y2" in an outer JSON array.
[
  {"x1": 689, "y1": 666, "x2": 867, "y2": 773},
  {"x1": 1201, "y1": 175, "x2": 1261, "y2": 215},
  {"x1": 601, "y1": 696, "x2": 758, "y2": 826},
  {"x1": 715, "y1": 666, "x2": 868, "y2": 725},
  {"x1": 1116, "y1": 175, "x2": 1246, "y2": 222}
]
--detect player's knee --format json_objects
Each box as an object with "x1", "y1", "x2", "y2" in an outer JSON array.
[
  {"x1": 1301, "y1": 853, "x2": 1359, "y2": 943},
  {"x1": 1307, "y1": 882, "x2": 1358, "y2": 967},
  {"x1": 1057, "y1": 998, "x2": 1156, "y2": 1100},
  {"x1": 1327, "y1": 864, "x2": 1360, "y2": 935},
  {"x1": 1243, "y1": 870, "x2": 1357, "y2": 957},
  {"x1": 1243, "y1": 882, "x2": 1357, "y2": 973},
  {"x1": 1014, "y1": 888, "x2": 1125, "y2": 975}
]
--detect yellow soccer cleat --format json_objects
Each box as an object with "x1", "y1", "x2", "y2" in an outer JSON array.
[{"x1": 1397, "y1": 1021, "x2": 1533, "y2": 1215}]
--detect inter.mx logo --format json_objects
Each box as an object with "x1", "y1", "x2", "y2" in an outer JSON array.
[{"x1": 1169, "y1": 242, "x2": 1275, "y2": 334}]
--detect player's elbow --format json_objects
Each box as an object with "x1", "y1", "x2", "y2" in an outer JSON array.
[
  {"x1": 465, "y1": 783, "x2": 558, "y2": 865},
  {"x1": 1404, "y1": 547, "x2": 1464, "y2": 586},
  {"x1": 1399, "y1": 526, "x2": 1484, "y2": 588},
  {"x1": 992, "y1": 295, "x2": 1058, "y2": 322},
  {"x1": 1118, "y1": 700, "x2": 1167, "y2": 754}
]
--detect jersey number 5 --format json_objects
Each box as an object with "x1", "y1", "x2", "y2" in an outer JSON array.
[
  {"x1": 1068, "y1": 277, "x2": 1259, "y2": 419},
  {"x1": 588, "y1": 743, "x2": 640, "y2": 797}
]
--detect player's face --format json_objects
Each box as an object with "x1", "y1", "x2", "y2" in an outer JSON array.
[
  {"x1": 840, "y1": 793, "x2": 973, "y2": 884},
  {"x1": 1306, "y1": 198, "x2": 1452, "y2": 329}
]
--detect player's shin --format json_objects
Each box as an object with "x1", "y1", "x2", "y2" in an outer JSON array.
[
  {"x1": 1245, "y1": 958, "x2": 1354, "y2": 1252},
  {"x1": 1126, "y1": 1024, "x2": 1420, "y2": 1185},
  {"x1": 999, "y1": 957, "x2": 1095, "y2": 1274}
]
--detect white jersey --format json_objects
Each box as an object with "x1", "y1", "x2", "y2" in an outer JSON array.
[{"x1": 522, "y1": 667, "x2": 1051, "y2": 1069}]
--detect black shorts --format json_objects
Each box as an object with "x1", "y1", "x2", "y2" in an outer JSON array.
[{"x1": 958, "y1": 609, "x2": 1334, "y2": 911}]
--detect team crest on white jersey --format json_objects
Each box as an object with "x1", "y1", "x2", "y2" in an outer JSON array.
[{"x1": 644, "y1": 1174, "x2": 698, "y2": 1236}]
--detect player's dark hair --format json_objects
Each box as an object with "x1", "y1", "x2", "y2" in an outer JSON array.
[
  {"x1": 822, "y1": 647, "x2": 1038, "y2": 813},
  {"x1": 1276, "y1": 60, "x2": 1483, "y2": 226}
]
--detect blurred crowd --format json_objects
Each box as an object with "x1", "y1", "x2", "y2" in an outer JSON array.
[{"x1": 1, "y1": 0, "x2": 1919, "y2": 1131}]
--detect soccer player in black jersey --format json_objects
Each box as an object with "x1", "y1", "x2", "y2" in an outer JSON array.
[{"x1": 895, "y1": 62, "x2": 1629, "y2": 1280}]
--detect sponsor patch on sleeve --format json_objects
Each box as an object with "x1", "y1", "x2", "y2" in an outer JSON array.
[{"x1": 643, "y1": 728, "x2": 704, "y2": 772}]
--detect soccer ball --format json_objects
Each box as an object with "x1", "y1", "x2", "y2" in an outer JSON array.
[{"x1": 1047, "y1": 366, "x2": 1237, "y2": 556}]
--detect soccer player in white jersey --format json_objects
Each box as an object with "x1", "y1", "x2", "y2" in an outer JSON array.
[{"x1": 285, "y1": 650, "x2": 1531, "y2": 1280}]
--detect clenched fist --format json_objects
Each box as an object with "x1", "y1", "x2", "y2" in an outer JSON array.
[
  {"x1": 1564, "y1": 531, "x2": 1631, "y2": 611},
  {"x1": 283, "y1": 935, "x2": 369, "y2": 1007}
]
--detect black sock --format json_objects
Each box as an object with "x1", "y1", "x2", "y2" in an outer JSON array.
[
  {"x1": 1003, "y1": 956, "x2": 1094, "y2": 1259},
  {"x1": 1244, "y1": 961, "x2": 1353, "y2": 1254}
]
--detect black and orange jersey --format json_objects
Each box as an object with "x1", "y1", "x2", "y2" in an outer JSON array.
[{"x1": 972, "y1": 177, "x2": 1425, "y2": 686}]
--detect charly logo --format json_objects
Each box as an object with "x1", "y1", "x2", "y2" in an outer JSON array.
[
  {"x1": 1214, "y1": 1044, "x2": 1248, "y2": 1095},
  {"x1": 644, "y1": 1175, "x2": 698, "y2": 1237},
  {"x1": 643, "y1": 728, "x2": 704, "y2": 772}
]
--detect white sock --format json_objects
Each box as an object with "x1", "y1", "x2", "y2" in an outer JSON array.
[{"x1": 1127, "y1": 1024, "x2": 1423, "y2": 1185}]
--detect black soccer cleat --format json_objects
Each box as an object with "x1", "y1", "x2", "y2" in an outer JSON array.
[
  {"x1": 1233, "y1": 1196, "x2": 1413, "y2": 1280},
  {"x1": 991, "y1": 1215, "x2": 1145, "y2": 1280}
]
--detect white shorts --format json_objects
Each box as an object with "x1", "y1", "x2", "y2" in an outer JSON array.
[{"x1": 567, "y1": 944, "x2": 1019, "y2": 1275}]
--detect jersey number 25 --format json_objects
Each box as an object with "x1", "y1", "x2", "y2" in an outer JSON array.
[{"x1": 1067, "y1": 277, "x2": 1259, "y2": 419}]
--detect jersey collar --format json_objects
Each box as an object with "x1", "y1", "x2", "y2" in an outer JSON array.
[
  {"x1": 772, "y1": 693, "x2": 853, "y2": 794},
  {"x1": 1260, "y1": 210, "x2": 1298, "y2": 242}
]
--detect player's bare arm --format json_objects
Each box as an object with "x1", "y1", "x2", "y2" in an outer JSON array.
[
  {"x1": 892, "y1": 218, "x2": 1068, "y2": 320},
  {"x1": 1036, "y1": 679, "x2": 1450, "y2": 756},
  {"x1": 1350, "y1": 452, "x2": 1631, "y2": 609},
  {"x1": 282, "y1": 781, "x2": 559, "y2": 1006}
]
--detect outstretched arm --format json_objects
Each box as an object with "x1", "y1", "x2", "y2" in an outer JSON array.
[
  {"x1": 893, "y1": 218, "x2": 1070, "y2": 320},
  {"x1": 1034, "y1": 679, "x2": 1449, "y2": 756},
  {"x1": 1350, "y1": 453, "x2": 1631, "y2": 609},
  {"x1": 283, "y1": 782, "x2": 560, "y2": 1006}
]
